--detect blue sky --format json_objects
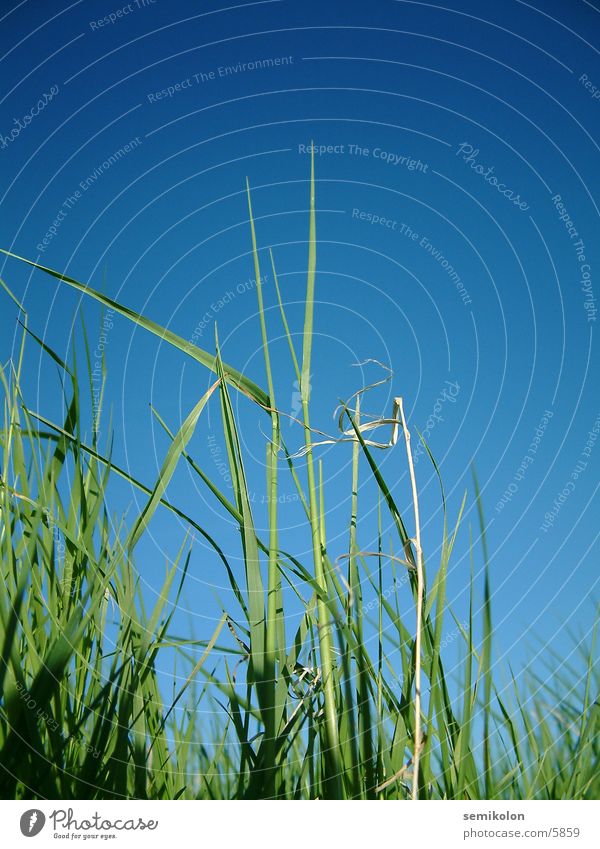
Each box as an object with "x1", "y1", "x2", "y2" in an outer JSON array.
[{"x1": 1, "y1": 0, "x2": 599, "y2": 689}]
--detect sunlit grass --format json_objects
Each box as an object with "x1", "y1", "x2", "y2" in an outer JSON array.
[{"x1": 0, "y1": 158, "x2": 598, "y2": 800}]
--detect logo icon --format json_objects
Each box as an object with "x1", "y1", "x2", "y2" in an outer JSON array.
[{"x1": 20, "y1": 810, "x2": 45, "y2": 837}]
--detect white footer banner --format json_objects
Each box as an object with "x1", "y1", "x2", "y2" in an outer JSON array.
[{"x1": 1, "y1": 800, "x2": 597, "y2": 848}]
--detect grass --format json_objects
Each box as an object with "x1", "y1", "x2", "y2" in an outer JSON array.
[{"x1": 0, "y1": 156, "x2": 598, "y2": 800}]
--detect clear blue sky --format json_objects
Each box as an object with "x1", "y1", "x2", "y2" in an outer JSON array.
[{"x1": 1, "y1": 0, "x2": 598, "y2": 690}]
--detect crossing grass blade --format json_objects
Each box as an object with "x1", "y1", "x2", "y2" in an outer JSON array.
[
  {"x1": 127, "y1": 379, "x2": 220, "y2": 552},
  {"x1": 0, "y1": 248, "x2": 269, "y2": 409}
]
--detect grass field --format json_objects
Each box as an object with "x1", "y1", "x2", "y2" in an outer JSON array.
[{"x1": 0, "y1": 159, "x2": 598, "y2": 800}]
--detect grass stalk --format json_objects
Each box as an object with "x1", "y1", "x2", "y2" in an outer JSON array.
[
  {"x1": 299, "y1": 148, "x2": 342, "y2": 797},
  {"x1": 246, "y1": 180, "x2": 280, "y2": 794},
  {"x1": 397, "y1": 397, "x2": 424, "y2": 801}
]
